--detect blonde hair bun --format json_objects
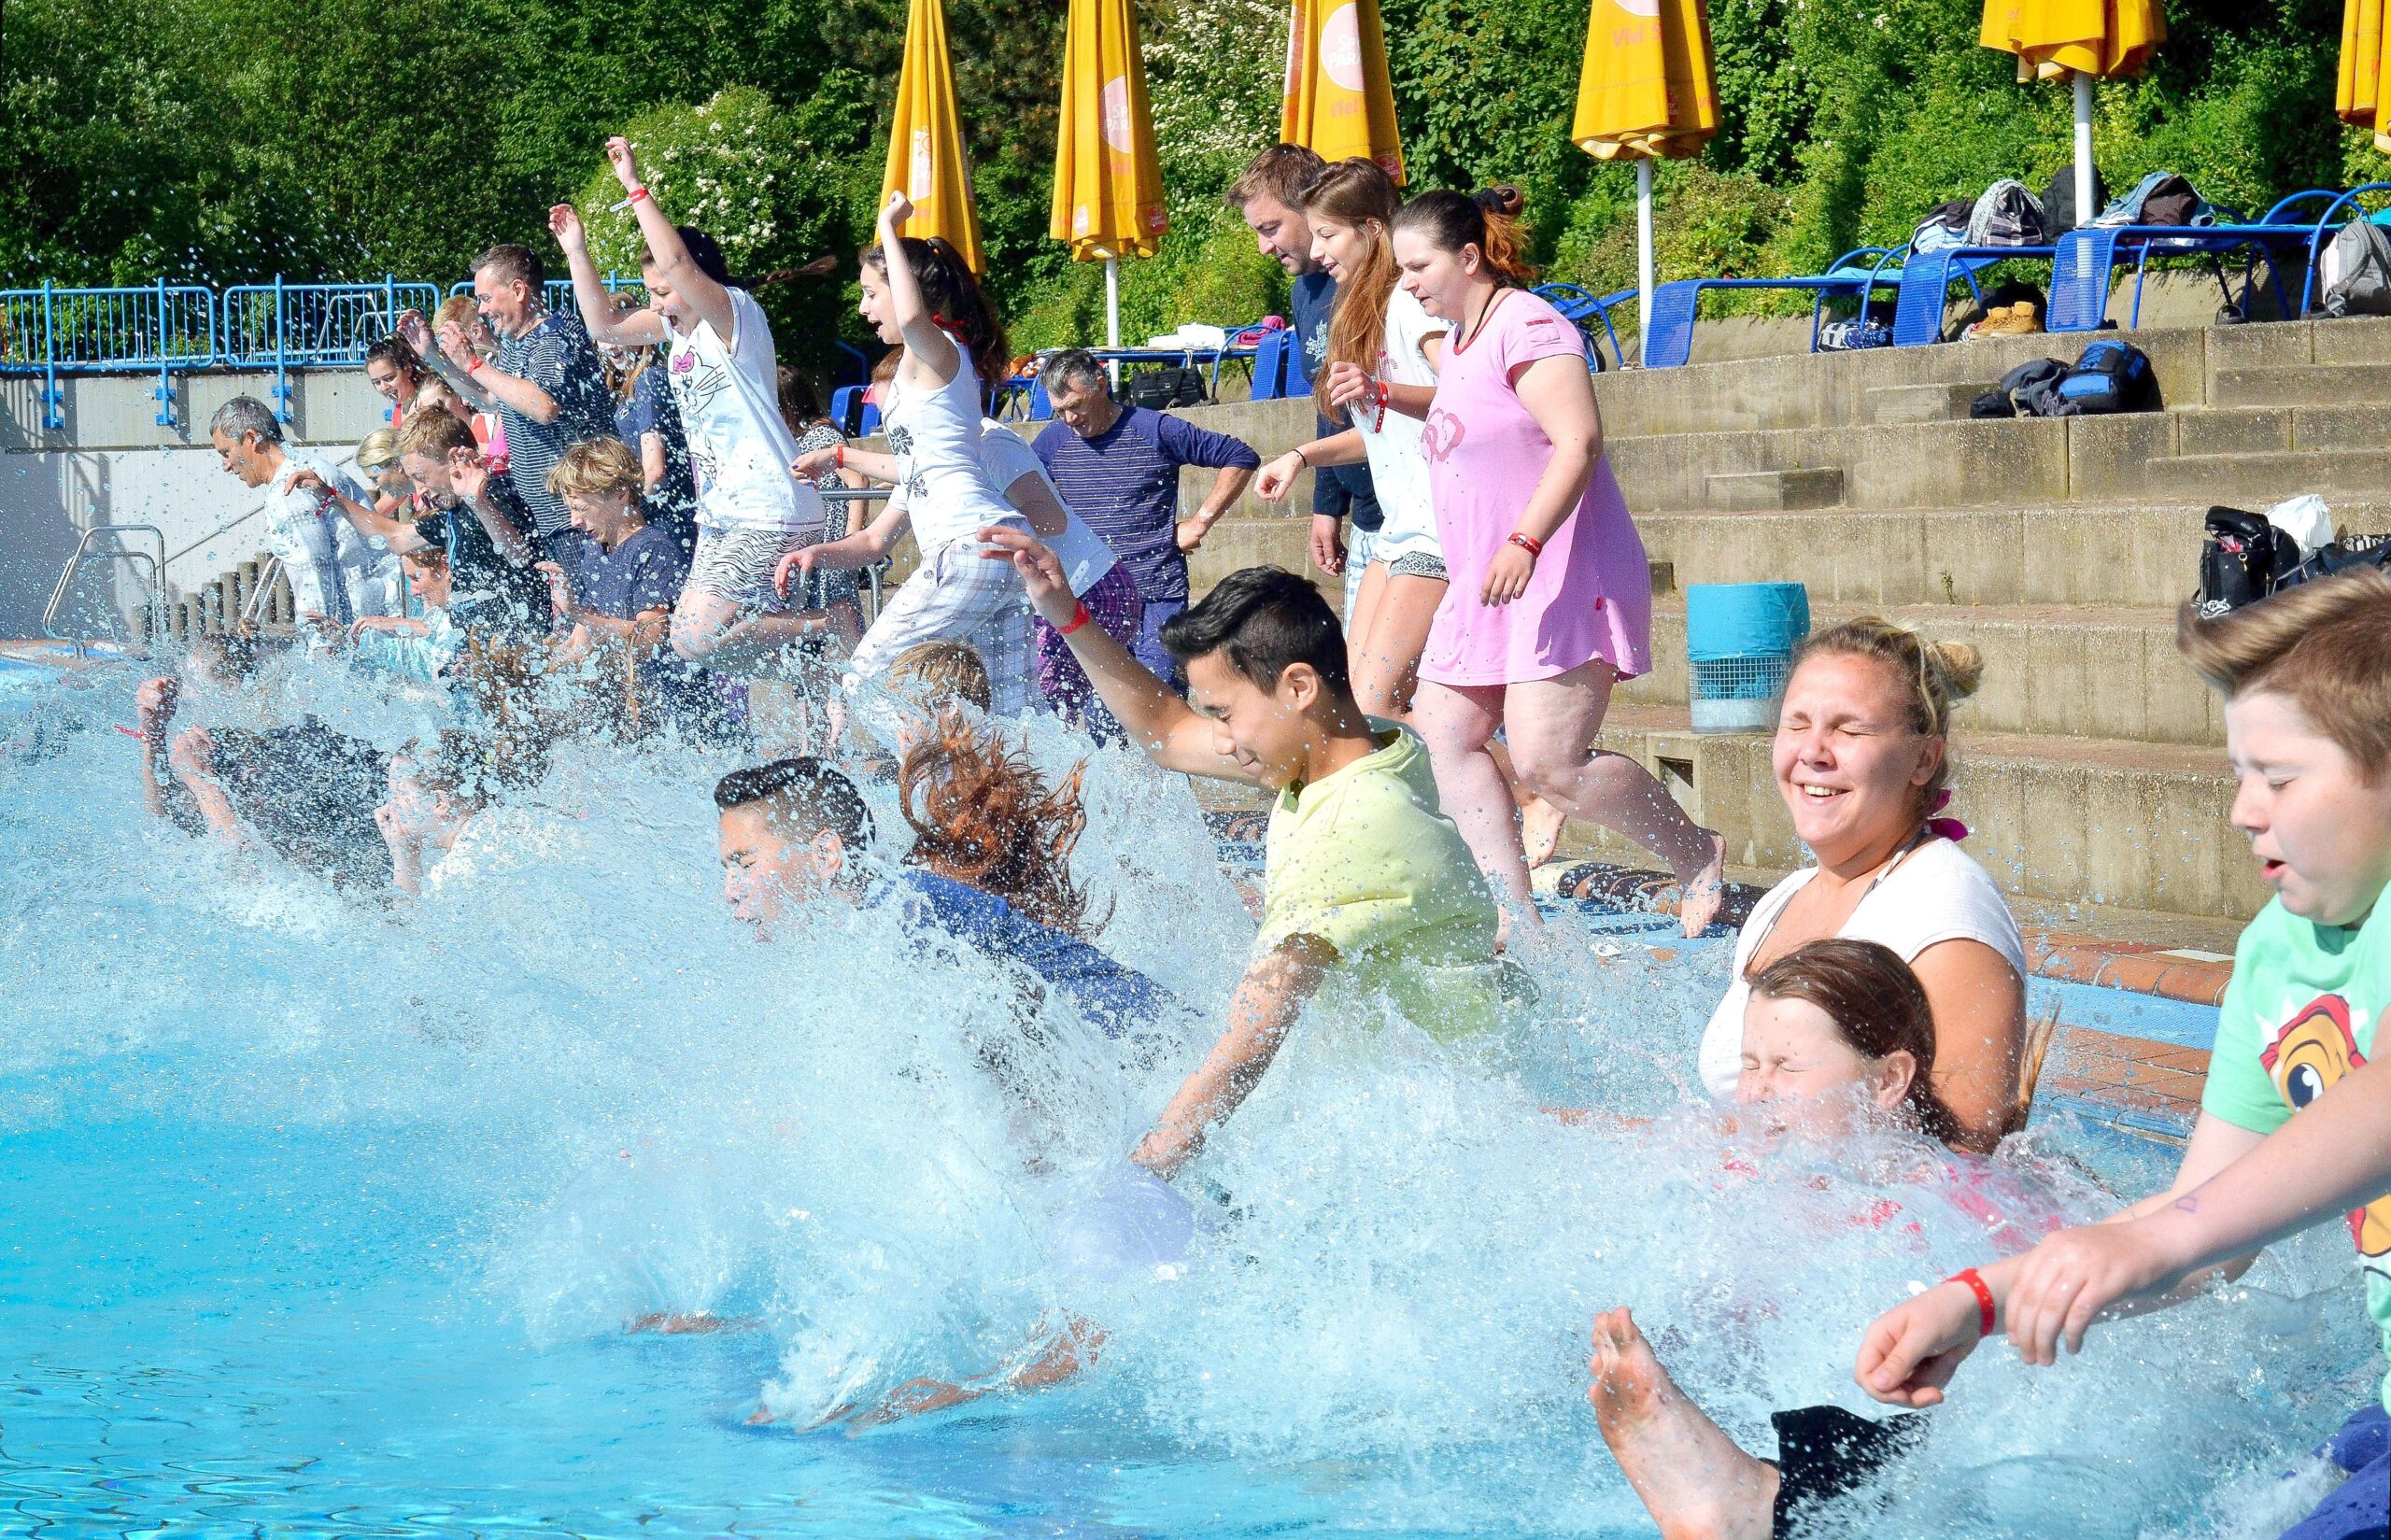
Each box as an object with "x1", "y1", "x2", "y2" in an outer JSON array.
[{"x1": 1924, "y1": 640, "x2": 1983, "y2": 703}]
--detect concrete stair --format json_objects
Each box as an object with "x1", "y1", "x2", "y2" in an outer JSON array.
[{"x1": 1172, "y1": 314, "x2": 2391, "y2": 931}]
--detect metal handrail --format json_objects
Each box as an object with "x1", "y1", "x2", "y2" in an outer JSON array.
[
  {"x1": 43, "y1": 524, "x2": 167, "y2": 655},
  {"x1": 819, "y1": 485, "x2": 894, "y2": 624}
]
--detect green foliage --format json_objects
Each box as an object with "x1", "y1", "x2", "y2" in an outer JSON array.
[{"x1": 0, "y1": 0, "x2": 2377, "y2": 361}]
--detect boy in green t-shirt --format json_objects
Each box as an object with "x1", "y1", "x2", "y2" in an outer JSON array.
[
  {"x1": 981, "y1": 528, "x2": 1504, "y2": 1180},
  {"x1": 1855, "y1": 569, "x2": 2391, "y2": 1540}
]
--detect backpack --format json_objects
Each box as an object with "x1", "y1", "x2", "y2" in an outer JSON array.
[
  {"x1": 1123, "y1": 366, "x2": 1208, "y2": 410},
  {"x1": 1911, "y1": 199, "x2": 1974, "y2": 255},
  {"x1": 2049, "y1": 338, "x2": 2157, "y2": 416},
  {"x1": 2320, "y1": 216, "x2": 2391, "y2": 318},
  {"x1": 1969, "y1": 357, "x2": 2072, "y2": 418},
  {"x1": 1968, "y1": 179, "x2": 2045, "y2": 247},
  {"x1": 2197, "y1": 505, "x2": 2301, "y2": 613},
  {"x1": 2091, "y1": 170, "x2": 2214, "y2": 230},
  {"x1": 2041, "y1": 165, "x2": 2110, "y2": 240},
  {"x1": 1817, "y1": 318, "x2": 1891, "y2": 351}
]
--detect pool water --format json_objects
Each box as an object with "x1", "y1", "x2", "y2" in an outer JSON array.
[{"x1": 1, "y1": 659, "x2": 2381, "y2": 1538}]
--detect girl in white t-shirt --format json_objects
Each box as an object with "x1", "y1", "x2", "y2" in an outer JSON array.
[
  {"x1": 1697, "y1": 618, "x2": 2029, "y2": 1154},
  {"x1": 551, "y1": 137, "x2": 828, "y2": 676},
  {"x1": 777, "y1": 192, "x2": 1038, "y2": 715},
  {"x1": 1251, "y1": 159, "x2": 1449, "y2": 720}
]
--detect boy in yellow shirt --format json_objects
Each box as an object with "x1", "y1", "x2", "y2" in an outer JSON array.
[{"x1": 981, "y1": 528, "x2": 1506, "y2": 1180}]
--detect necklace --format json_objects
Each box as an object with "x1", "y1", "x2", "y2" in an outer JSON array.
[{"x1": 1452, "y1": 286, "x2": 1504, "y2": 353}]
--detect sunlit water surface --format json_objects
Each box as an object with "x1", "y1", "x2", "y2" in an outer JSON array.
[{"x1": 0, "y1": 657, "x2": 2378, "y2": 1538}]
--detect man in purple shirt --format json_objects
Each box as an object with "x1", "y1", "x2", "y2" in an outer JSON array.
[{"x1": 1032, "y1": 349, "x2": 1259, "y2": 690}]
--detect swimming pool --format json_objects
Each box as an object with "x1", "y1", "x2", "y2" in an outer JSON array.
[{"x1": 3, "y1": 658, "x2": 2380, "y2": 1538}]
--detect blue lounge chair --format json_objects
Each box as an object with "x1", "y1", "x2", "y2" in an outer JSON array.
[
  {"x1": 1636, "y1": 248, "x2": 1903, "y2": 369},
  {"x1": 1532, "y1": 284, "x2": 1633, "y2": 370}
]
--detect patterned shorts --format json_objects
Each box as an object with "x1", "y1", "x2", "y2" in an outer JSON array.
[
  {"x1": 844, "y1": 532, "x2": 1033, "y2": 716},
  {"x1": 686, "y1": 525, "x2": 819, "y2": 615},
  {"x1": 1388, "y1": 552, "x2": 1449, "y2": 581}
]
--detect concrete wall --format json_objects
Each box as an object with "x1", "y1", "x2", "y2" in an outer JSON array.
[{"x1": 0, "y1": 369, "x2": 395, "y2": 635}]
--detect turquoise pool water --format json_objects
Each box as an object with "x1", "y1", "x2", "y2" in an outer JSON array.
[{"x1": 1, "y1": 659, "x2": 2380, "y2": 1537}]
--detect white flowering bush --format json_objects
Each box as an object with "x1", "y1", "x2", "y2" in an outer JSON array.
[{"x1": 574, "y1": 86, "x2": 813, "y2": 279}]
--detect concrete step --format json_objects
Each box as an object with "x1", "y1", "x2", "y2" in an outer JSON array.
[
  {"x1": 1573, "y1": 706, "x2": 2263, "y2": 923},
  {"x1": 1705, "y1": 466, "x2": 1844, "y2": 511},
  {"x1": 1631, "y1": 599, "x2": 2223, "y2": 747},
  {"x1": 1864, "y1": 382, "x2": 1988, "y2": 425},
  {"x1": 2210, "y1": 362, "x2": 2391, "y2": 409},
  {"x1": 2132, "y1": 448, "x2": 2391, "y2": 506}
]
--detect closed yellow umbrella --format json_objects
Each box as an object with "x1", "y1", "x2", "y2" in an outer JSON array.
[
  {"x1": 1980, "y1": 0, "x2": 2165, "y2": 224},
  {"x1": 1052, "y1": 0, "x2": 1168, "y2": 346},
  {"x1": 1571, "y1": 0, "x2": 1719, "y2": 351},
  {"x1": 881, "y1": 0, "x2": 984, "y2": 273},
  {"x1": 2339, "y1": 0, "x2": 2391, "y2": 154},
  {"x1": 1280, "y1": 0, "x2": 1405, "y2": 182}
]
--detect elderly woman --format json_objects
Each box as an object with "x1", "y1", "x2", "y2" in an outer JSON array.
[{"x1": 1694, "y1": 616, "x2": 2029, "y2": 1154}]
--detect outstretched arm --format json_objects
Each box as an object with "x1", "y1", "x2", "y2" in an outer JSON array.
[
  {"x1": 873, "y1": 191, "x2": 961, "y2": 387},
  {"x1": 290, "y1": 467, "x2": 427, "y2": 554},
  {"x1": 979, "y1": 525, "x2": 1257, "y2": 782},
  {"x1": 550, "y1": 201, "x2": 669, "y2": 349},
  {"x1": 446, "y1": 451, "x2": 537, "y2": 568},
  {"x1": 1131, "y1": 936, "x2": 1335, "y2": 1179},
  {"x1": 601, "y1": 137, "x2": 735, "y2": 341}
]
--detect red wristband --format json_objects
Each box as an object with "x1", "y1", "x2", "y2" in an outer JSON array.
[
  {"x1": 834, "y1": 444, "x2": 844, "y2": 470},
  {"x1": 465, "y1": 357, "x2": 486, "y2": 374},
  {"x1": 629, "y1": 186, "x2": 651, "y2": 204},
  {"x1": 1059, "y1": 600, "x2": 1093, "y2": 637},
  {"x1": 1507, "y1": 530, "x2": 1544, "y2": 558},
  {"x1": 1948, "y1": 1268, "x2": 1996, "y2": 1338}
]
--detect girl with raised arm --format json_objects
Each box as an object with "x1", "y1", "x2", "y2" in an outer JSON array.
[
  {"x1": 772, "y1": 193, "x2": 1036, "y2": 714},
  {"x1": 549, "y1": 137, "x2": 828, "y2": 673},
  {"x1": 1391, "y1": 189, "x2": 1726, "y2": 937}
]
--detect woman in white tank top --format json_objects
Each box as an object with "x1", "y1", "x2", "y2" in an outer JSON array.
[
  {"x1": 1695, "y1": 619, "x2": 2029, "y2": 1153},
  {"x1": 779, "y1": 192, "x2": 1035, "y2": 713}
]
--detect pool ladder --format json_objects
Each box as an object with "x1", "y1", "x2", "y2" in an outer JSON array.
[{"x1": 42, "y1": 524, "x2": 167, "y2": 657}]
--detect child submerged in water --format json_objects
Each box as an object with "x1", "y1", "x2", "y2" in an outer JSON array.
[{"x1": 1589, "y1": 938, "x2": 2063, "y2": 1540}]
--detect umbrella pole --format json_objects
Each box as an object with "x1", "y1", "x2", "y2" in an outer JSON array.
[
  {"x1": 2073, "y1": 72, "x2": 2095, "y2": 227},
  {"x1": 1105, "y1": 255, "x2": 1121, "y2": 348},
  {"x1": 1635, "y1": 159, "x2": 1655, "y2": 366}
]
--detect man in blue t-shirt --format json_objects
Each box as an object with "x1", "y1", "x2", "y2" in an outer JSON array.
[
  {"x1": 714, "y1": 757, "x2": 1180, "y2": 1040},
  {"x1": 1032, "y1": 348, "x2": 1259, "y2": 690},
  {"x1": 1226, "y1": 143, "x2": 1382, "y2": 619}
]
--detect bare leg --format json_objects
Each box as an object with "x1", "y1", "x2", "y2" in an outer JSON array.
[
  {"x1": 1483, "y1": 741, "x2": 1570, "y2": 872},
  {"x1": 1345, "y1": 559, "x2": 1390, "y2": 693},
  {"x1": 1503, "y1": 663, "x2": 1726, "y2": 937},
  {"x1": 1411, "y1": 678, "x2": 1537, "y2": 919},
  {"x1": 1351, "y1": 569, "x2": 1446, "y2": 721},
  {"x1": 1589, "y1": 1307, "x2": 1777, "y2": 1540}
]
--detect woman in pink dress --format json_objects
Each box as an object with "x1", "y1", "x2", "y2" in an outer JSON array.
[{"x1": 1390, "y1": 189, "x2": 1725, "y2": 936}]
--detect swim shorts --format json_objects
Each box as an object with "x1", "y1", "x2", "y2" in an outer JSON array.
[
  {"x1": 1388, "y1": 552, "x2": 1448, "y2": 582},
  {"x1": 2279, "y1": 1403, "x2": 2390, "y2": 1540},
  {"x1": 686, "y1": 525, "x2": 817, "y2": 615},
  {"x1": 1770, "y1": 1404, "x2": 1928, "y2": 1536}
]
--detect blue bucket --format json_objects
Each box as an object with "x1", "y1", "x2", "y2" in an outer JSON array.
[{"x1": 1685, "y1": 583, "x2": 1810, "y2": 732}]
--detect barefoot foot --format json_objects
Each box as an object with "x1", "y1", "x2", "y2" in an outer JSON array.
[
  {"x1": 1521, "y1": 797, "x2": 1569, "y2": 869},
  {"x1": 1674, "y1": 830, "x2": 1728, "y2": 939},
  {"x1": 1589, "y1": 1307, "x2": 1776, "y2": 1540}
]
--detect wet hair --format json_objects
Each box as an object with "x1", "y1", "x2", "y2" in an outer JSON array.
[
  {"x1": 473, "y1": 242, "x2": 545, "y2": 292},
  {"x1": 899, "y1": 710, "x2": 1100, "y2": 939},
  {"x1": 1388, "y1": 187, "x2": 1536, "y2": 287},
  {"x1": 357, "y1": 427, "x2": 400, "y2": 475},
  {"x1": 1301, "y1": 158, "x2": 1404, "y2": 385},
  {"x1": 365, "y1": 334, "x2": 421, "y2": 376},
  {"x1": 209, "y1": 396, "x2": 282, "y2": 445},
  {"x1": 1748, "y1": 940, "x2": 1967, "y2": 1147},
  {"x1": 394, "y1": 407, "x2": 476, "y2": 460},
  {"x1": 1038, "y1": 347, "x2": 1109, "y2": 399},
  {"x1": 639, "y1": 225, "x2": 731, "y2": 286},
  {"x1": 398, "y1": 544, "x2": 449, "y2": 579},
  {"x1": 1788, "y1": 617, "x2": 1985, "y2": 818},
  {"x1": 1160, "y1": 565, "x2": 1352, "y2": 699},
  {"x1": 859, "y1": 236, "x2": 1011, "y2": 389},
  {"x1": 714, "y1": 756, "x2": 876, "y2": 850},
  {"x1": 545, "y1": 436, "x2": 644, "y2": 502},
  {"x1": 411, "y1": 728, "x2": 516, "y2": 815},
  {"x1": 888, "y1": 640, "x2": 993, "y2": 713},
  {"x1": 1227, "y1": 143, "x2": 1328, "y2": 211},
  {"x1": 2177, "y1": 566, "x2": 2391, "y2": 783},
  {"x1": 777, "y1": 365, "x2": 826, "y2": 433}
]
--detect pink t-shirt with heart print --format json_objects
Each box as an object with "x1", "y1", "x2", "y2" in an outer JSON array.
[{"x1": 1418, "y1": 288, "x2": 1652, "y2": 687}]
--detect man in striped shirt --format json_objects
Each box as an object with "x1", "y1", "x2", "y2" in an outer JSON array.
[{"x1": 1032, "y1": 349, "x2": 1260, "y2": 690}]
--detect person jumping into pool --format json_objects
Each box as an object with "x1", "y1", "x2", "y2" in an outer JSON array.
[
  {"x1": 774, "y1": 192, "x2": 1036, "y2": 715},
  {"x1": 978, "y1": 533, "x2": 1512, "y2": 1180},
  {"x1": 714, "y1": 751, "x2": 1180, "y2": 1042},
  {"x1": 375, "y1": 725, "x2": 553, "y2": 897},
  {"x1": 1583, "y1": 935, "x2": 2064, "y2": 1540},
  {"x1": 1853, "y1": 569, "x2": 2391, "y2": 1540}
]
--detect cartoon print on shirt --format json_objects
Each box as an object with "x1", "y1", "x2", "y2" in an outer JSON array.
[{"x1": 2260, "y1": 993, "x2": 2391, "y2": 1268}]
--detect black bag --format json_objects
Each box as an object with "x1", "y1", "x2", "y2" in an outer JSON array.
[
  {"x1": 1124, "y1": 367, "x2": 1208, "y2": 410},
  {"x1": 2049, "y1": 338, "x2": 2156, "y2": 416},
  {"x1": 2198, "y1": 506, "x2": 2294, "y2": 612},
  {"x1": 1970, "y1": 357, "x2": 2070, "y2": 418},
  {"x1": 2136, "y1": 174, "x2": 2203, "y2": 228},
  {"x1": 2041, "y1": 165, "x2": 2110, "y2": 239},
  {"x1": 2272, "y1": 532, "x2": 2391, "y2": 594}
]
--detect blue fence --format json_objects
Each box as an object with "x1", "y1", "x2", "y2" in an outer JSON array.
[{"x1": 1, "y1": 275, "x2": 647, "y2": 429}]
